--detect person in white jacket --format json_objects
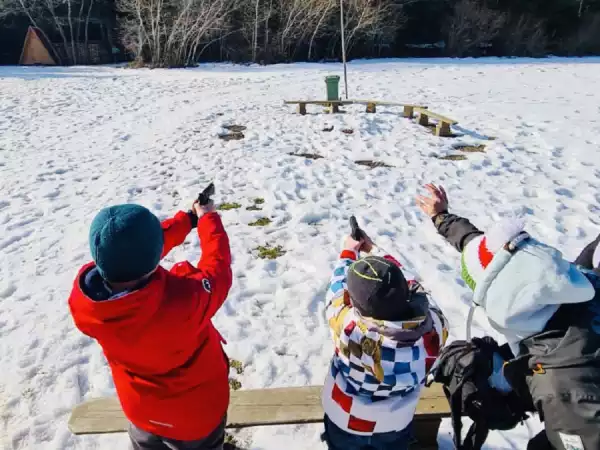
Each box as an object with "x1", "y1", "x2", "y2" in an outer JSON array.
[
  {"x1": 417, "y1": 183, "x2": 600, "y2": 450},
  {"x1": 321, "y1": 231, "x2": 448, "y2": 450}
]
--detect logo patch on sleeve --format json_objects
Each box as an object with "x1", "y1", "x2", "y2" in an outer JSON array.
[
  {"x1": 202, "y1": 279, "x2": 212, "y2": 293},
  {"x1": 558, "y1": 432, "x2": 584, "y2": 450}
]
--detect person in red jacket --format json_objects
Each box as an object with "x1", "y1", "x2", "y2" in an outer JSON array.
[{"x1": 68, "y1": 198, "x2": 233, "y2": 450}]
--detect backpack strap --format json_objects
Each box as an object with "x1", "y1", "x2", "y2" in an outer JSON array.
[
  {"x1": 463, "y1": 420, "x2": 490, "y2": 450},
  {"x1": 466, "y1": 305, "x2": 477, "y2": 340},
  {"x1": 445, "y1": 382, "x2": 465, "y2": 450}
]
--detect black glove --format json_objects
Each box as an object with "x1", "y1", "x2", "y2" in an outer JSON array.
[{"x1": 187, "y1": 210, "x2": 198, "y2": 228}]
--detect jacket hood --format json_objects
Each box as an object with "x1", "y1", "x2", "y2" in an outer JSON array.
[
  {"x1": 474, "y1": 238, "x2": 595, "y2": 346},
  {"x1": 69, "y1": 262, "x2": 166, "y2": 339}
]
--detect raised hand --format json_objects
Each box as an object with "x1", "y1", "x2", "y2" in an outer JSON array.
[
  {"x1": 193, "y1": 200, "x2": 216, "y2": 219},
  {"x1": 416, "y1": 184, "x2": 449, "y2": 218},
  {"x1": 344, "y1": 232, "x2": 374, "y2": 254}
]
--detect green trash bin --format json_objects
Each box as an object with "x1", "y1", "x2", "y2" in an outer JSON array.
[{"x1": 325, "y1": 76, "x2": 340, "y2": 101}]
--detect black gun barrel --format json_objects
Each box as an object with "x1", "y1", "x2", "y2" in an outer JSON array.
[{"x1": 198, "y1": 183, "x2": 215, "y2": 205}]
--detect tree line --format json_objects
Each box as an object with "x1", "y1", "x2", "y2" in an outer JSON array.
[{"x1": 1, "y1": 0, "x2": 600, "y2": 66}]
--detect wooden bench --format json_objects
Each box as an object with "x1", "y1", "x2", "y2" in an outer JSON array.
[
  {"x1": 414, "y1": 107, "x2": 458, "y2": 137},
  {"x1": 69, "y1": 384, "x2": 450, "y2": 448},
  {"x1": 351, "y1": 100, "x2": 428, "y2": 118},
  {"x1": 284, "y1": 100, "x2": 352, "y2": 115},
  {"x1": 283, "y1": 100, "x2": 428, "y2": 117}
]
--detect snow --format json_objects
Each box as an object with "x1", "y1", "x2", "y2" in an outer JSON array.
[{"x1": 1, "y1": 57, "x2": 600, "y2": 449}]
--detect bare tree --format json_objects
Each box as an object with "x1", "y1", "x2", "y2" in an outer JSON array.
[
  {"x1": 275, "y1": 0, "x2": 314, "y2": 57},
  {"x1": 502, "y1": 14, "x2": 548, "y2": 57},
  {"x1": 118, "y1": 0, "x2": 237, "y2": 67},
  {"x1": 307, "y1": 0, "x2": 335, "y2": 60},
  {"x1": 446, "y1": 0, "x2": 506, "y2": 57},
  {"x1": 343, "y1": 0, "x2": 400, "y2": 54}
]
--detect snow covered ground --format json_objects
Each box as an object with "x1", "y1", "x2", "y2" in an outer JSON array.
[{"x1": 1, "y1": 58, "x2": 600, "y2": 449}]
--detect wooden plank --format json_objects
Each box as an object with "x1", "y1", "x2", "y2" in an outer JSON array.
[
  {"x1": 403, "y1": 105, "x2": 415, "y2": 118},
  {"x1": 414, "y1": 107, "x2": 457, "y2": 125},
  {"x1": 418, "y1": 111, "x2": 429, "y2": 126},
  {"x1": 69, "y1": 384, "x2": 450, "y2": 436},
  {"x1": 297, "y1": 103, "x2": 306, "y2": 115},
  {"x1": 350, "y1": 100, "x2": 428, "y2": 108},
  {"x1": 284, "y1": 100, "x2": 354, "y2": 106}
]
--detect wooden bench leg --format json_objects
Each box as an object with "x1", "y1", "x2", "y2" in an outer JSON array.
[
  {"x1": 418, "y1": 112, "x2": 429, "y2": 126},
  {"x1": 298, "y1": 103, "x2": 306, "y2": 115},
  {"x1": 366, "y1": 103, "x2": 376, "y2": 113},
  {"x1": 331, "y1": 103, "x2": 340, "y2": 114},
  {"x1": 403, "y1": 106, "x2": 414, "y2": 118},
  {"x1": 413, "y1": 417, "x2": 441, "y2": 449},
  {"x1": 436, "y1": 121, "x2": 452, "y2": 137}
]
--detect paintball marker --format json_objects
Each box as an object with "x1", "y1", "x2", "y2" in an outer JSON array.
[
  {"x1": 349, "y1": 215, "x2": 393, "y2": 256},
  {"x1": 198, "y1": 182, "x2": 215, "y2": 206},
  {"x1": 349, "y1": 215, "x2": 364, "y2": 241}
]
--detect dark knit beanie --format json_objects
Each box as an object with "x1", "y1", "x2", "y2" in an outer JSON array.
[
  {"x1": 347, "y1": 256, "x2": 411, "y2": 321},
  {"x1": 89, "y1": 204, "x2": 164, "y2": 283}
]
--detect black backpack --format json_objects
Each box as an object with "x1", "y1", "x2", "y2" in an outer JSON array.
[{"x1": 427, "y1": 336, "x2": 530, "y2": 450}]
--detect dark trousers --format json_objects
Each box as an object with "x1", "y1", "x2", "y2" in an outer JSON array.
[
  {"x1": 322, "y1": 415, "x2": 414, "y2": 450},
  {"x1": 129, "y1": 417, "x2": 226, "y2": 450}
]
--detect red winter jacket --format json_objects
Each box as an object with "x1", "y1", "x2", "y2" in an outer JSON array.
[{"x1": 68, "y1": 211, "x2": 232, "y2": 440}]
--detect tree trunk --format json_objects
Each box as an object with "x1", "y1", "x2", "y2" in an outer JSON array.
[
  {"x1": 46, "y1": 0, "x2": 73, "y2": 65},
  {"x1": 253, "y1": 0, "x2": 260, "y2": 61},
  {"x1": 84, "y1": 0, "x2": 94, "y2": 63},
  {"x1": 77, "y1": 0, "x2": 85, "y2": 57},
  {"x1": 264, "y1": 0, "x2": 272, "y2": 58},
  {"x1": 308, "y1": 2, "x2": 331, "y2": 61},
  {"x1": 67, "y1": 0, "x2": 77, "y2": 64}
]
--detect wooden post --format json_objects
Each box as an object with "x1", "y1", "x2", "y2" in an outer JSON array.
[
  {"x1": 403, "y1": 105, "x2": 414, "y2": 118},
  {"x1": 436, "y1": 121, "x2": 452, "y2": 137},
  {"x1": 418, "y1": 112, "x2": 429, "y2": 126},
  {"x1": 298, "y1": 103, "x2": 307, "y2": 115},
  {"x1": 331, "y1": 103, "x2": 340, "y2": 114},
  {"x1": 366, "y1": 103, "x2": 376, "y2": 113}
]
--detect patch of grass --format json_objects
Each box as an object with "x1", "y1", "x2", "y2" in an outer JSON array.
[
  {"x1": 218, "y1": 132, "x2": 244, "y2": 141},
  {"x1": 249, "y1": 217, "x2": 272, "y2": 227},
  {"x1": 229, "y1": 359, "x2": 244, "y2": 375},
  {"x1": 229, "y1": 378, "x2": 242, "y2": 391},
  {"x1": 253, "y1": 198, "x2": 265, "y2": 204},
  {"x1": 455, "y1": 144, "x2": 486, "y2": 153},
  {"x1": 218, "y1": 202, "x2": 242, "y2": 211},
  {"x1": 355, "y1": 160, "x2": 393, "y2": 169},
  {"x1": 246, "y1": 205, "x2": 262, "y2": 211},
  {"x1": 256, "y1": 244, "x2": 285, "y2": 260},
  {"x1": 289, "y1": 152, "x2": 324, "y2": 160},
  {"x1": 437, "y1": 154, "x2": 468, "y2": 161}
]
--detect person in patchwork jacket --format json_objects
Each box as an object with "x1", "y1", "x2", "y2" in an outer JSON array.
[{"x1": 321, "y1": 232, "x2": 448, "y2": 450}]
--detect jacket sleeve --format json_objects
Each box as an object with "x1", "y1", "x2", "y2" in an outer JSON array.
[
  {"x1": 325, "y1": 250, "x2": 357, "y2": 339},
  {"x1": 575, "y1": 233, "x2": 600, "y2": 269},
  {"x1": 325, "y1": 250, "x2": 358, "y2": 307},
  {"x1": 187, "y1": 212, "x2": 233, "y2": 320},
  {"x1": 433, "y1": 212, "x2": 484, "y2": 253},
  {"x1": 161, "y1": 211, "x2": 193, "y2": 258}
]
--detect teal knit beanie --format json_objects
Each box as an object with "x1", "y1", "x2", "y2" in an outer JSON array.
[{"x1": 89, "y1": 204, "x2": 164, "y2": 283}]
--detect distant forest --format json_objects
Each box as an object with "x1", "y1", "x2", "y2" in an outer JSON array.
[{"x1": 1, "y1": 0, "x2": 600, "y2": 66}]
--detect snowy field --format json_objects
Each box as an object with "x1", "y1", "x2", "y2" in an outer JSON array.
[{"x1": 1, "y1": 58, "x2": 600, "y2": 449}]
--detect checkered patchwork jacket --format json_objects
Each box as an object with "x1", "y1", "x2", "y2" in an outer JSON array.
[{"x1": 322, "y1": 249, "x2": 448, "y2": 435}]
